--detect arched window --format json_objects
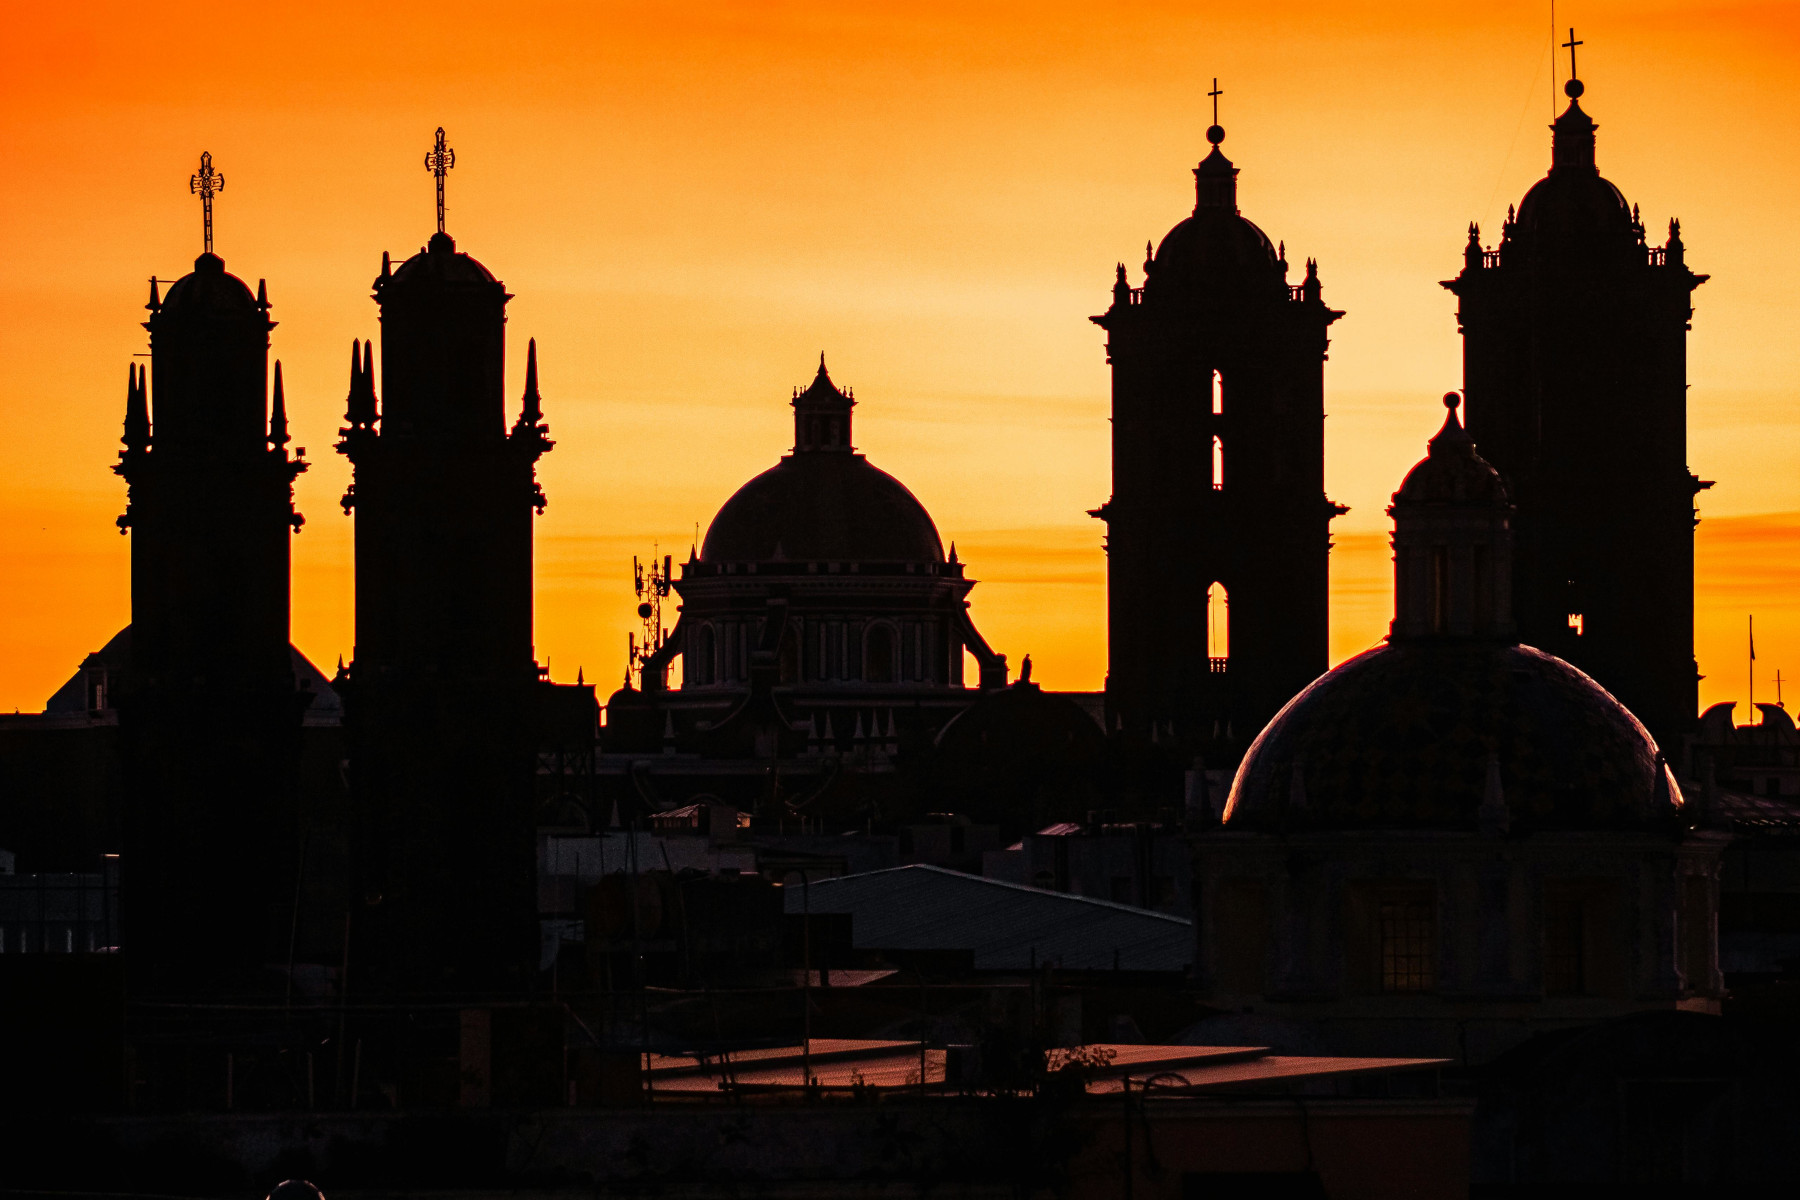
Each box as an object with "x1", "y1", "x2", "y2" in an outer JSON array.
[
  {"x1": 1210, "y1": 369, "x2": 1223, "y2": 416},
  {"x1": 691, "y1": 624, "x2": 716, "y2": 686},
  {"x1": 1207, "y1": 583, "x2": 1229, "y2": 665},
  {"x1": 1211, "y1": 435, "x2": 1224, "y2": 490},
  {"x1": 865, "y1": 624, "x2": 896, "y2": 684}
]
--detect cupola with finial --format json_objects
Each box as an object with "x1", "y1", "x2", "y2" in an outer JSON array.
[{"x1": 1389, "y1": 392, "x2": 1514, "y2": 641}]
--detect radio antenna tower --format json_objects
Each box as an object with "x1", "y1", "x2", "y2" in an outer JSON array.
[{"x1": 629, "y1": 547, "x2": 673, "y2": 688}]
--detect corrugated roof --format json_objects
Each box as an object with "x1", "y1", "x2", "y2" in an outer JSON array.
[
  {"x1": 782, "y1": 864, "x2": 1191, "y2": 971},
  {"x1": 645, "y1": 1040, "x2": 1447, "y2": 1096}
]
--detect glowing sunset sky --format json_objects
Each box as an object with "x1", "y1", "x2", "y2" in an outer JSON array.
[{"x1": 2, "y1": 1, "x2": 1797, "y2": 720}]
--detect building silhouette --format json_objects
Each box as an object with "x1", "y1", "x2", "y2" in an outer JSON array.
[
  {"x1": 1445, "y1": 62, "x2": 1708, "y2": 757},
  {"x1": 336, "y1": 225, "x2": 554, "y2": 994},
  {"x1": 1091, "y1": 108, "x2": 1345, "y2": 769},
  {"x1": 113, "y1": 246, "x2": 310, "y2": 989},
  {"x1": 1191, "y1": 394, "x2": 1723, "y2": 1061},
  {"x1": 600, "y1": 360, "x2": 1110, "y2": 835}
]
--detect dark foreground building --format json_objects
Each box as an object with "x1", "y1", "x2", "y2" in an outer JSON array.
[
  {"x1": 114, "y1": 242, "x2": 311, "y2": 990},
  {"x1": 1445, "y1": 62, "x2": 1707, "y2": 755}
]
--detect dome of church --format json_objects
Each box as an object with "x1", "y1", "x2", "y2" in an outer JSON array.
[
  {"x1": 1148, "y1": 211, "x2": 1284, "y2": 295},
  {"x1": 1144, "y1": 138, "x2": 1286, "y2": 300},
  {"x1": 1223, "y1": 641, "x2": 1678, "y2": 833},
  {"x1": 158, "y1": 253, "x2": 260, "y2": 315},
  {"x1": 1512, "y1": 98, "x2": 1637, "y2": 258},
  {"x1": 701, "y1": 452, "x2": 944, "y2": 564},
  {"x1": 389, "y1": 231, "x2": 498, "y2": 286}
]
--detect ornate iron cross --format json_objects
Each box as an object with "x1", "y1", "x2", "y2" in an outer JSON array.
[
  {"x1": 1209, "y1": 78, "x2": 1223, "y2": 126},
  {"x1": 189, "y1": 151, "x2": 224, "y2": 254},
  {"x1": 424, "y1": 127, "x2": 455, "y2": 235},
  {"x1": 1563, "y1": 28, "x2": 1583, "y2": 81}
]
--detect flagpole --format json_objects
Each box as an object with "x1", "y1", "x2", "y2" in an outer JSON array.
[{"x1": 1749, "y1": 614, "x2": 1756, "y2": 726}]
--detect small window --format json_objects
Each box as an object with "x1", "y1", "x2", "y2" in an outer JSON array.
[
  {"x1": 779, "y1": 625, "x2": 800, "y2": 684},
  {"x1": 1431, "y1": 547, "x2": 1450, "y2": 634},
  {"x1": 1473, "y1": 545, "x2": 1491, "y2": 629},
  {"x1": 691, "y1": 625, "x2": 716, "y2": 686},
  {"x1": 1209, "y1": 369, "x2": 1223, "y2": 416},
  {"x1": 1211, "y1": 435, "x2": 1224, "y2": 490},
  {"x1": 1568, "y1": 612, "x2": 1584, "y2": 636},
  {"x1": 1545, "y1": 888, "x2": 1586, "y2": 995},
  {"x1": 1380, "y1": 892, "x2": 1435, "y2": 993},
  {"x1": 865, "y1": 625, "x2": 895, "y2": 684}
]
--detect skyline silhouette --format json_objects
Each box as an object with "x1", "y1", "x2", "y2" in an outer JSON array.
[{"x1": 1, "y1": 3, "x2": 1796, "y2": 717}]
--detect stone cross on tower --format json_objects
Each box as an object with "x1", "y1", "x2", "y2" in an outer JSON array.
[
  {"x1": 189, "y1": 151, "x2": 224, "y2": 254},
  {"x1": 1563, "y1": 28, "x2": 1585, "y2": 96},
  {"x1": 424, "y1": 126, "x2": 456, "y2": 235}
]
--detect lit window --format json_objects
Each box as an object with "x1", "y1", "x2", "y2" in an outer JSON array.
[
  {"x1": 1568, "y1": 612, "x2": 1584, "y2": 636},
  {"x1": 1207, "y1": 584, "x2": 1229, "y2": 662},
  {"x1": 1210, "y1": 369, "x2": 1223, "y2": 416},
  {"x1": 1211, "y1": 436, "x2": 1224, "y2": 490}
]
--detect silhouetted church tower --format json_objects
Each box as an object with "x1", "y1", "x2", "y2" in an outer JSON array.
[
  {"x1": 1092, "y1": 88, "x2": 1345, "y2": 765},
  {"x1": 115, "y1": 153, "x2": 309, "y2": 986},
  {"x1": 337, "y1": 129, "x2": 553, "y2": 993},
  {"x1": 1445, "y1": 38, "x2": 1706, "y2": 755}
]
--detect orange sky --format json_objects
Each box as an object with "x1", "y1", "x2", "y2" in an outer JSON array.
[{"x1": 2, "y1": 1, "x2": 1798, "y2": 721}]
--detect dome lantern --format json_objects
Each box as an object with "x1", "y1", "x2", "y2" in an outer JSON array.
[
  {"x1": 1388, "y1": 392, "x2": 1515, "y2": 642},
  {"x1": 792, "y1": 354, "x2": 854, "y2": 453}
]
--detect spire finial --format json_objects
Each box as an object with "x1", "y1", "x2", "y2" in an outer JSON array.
[
  {"x1": 1562, "y1": 28, "x2": 1585, "y2": 98},
  {"x1": 424, "y1": 127, "x2": 456, "y2": 235},
  {"x1": 1207, "y1": 77, "x2": 1224, "y2": 144},
  {"x1": 345, "y1": 338, "x2": 379, "y2": 428},
  {"x1": 189, "y1": 151, "x2": 224, "y2": 255},
  {"x1": 270, "y1": 361, "x2": 290, "y2": 449},
  {"x1": 123, "y1": 363, "x2": 149, "y2": 453}
]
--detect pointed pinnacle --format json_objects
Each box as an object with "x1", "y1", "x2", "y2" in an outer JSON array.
[
  {"x1": 519, "y1": 337, "x2": 543, "y2": 425},
  {"x1": 270, "y1": 361, "x2": 290, "y2": 448}
]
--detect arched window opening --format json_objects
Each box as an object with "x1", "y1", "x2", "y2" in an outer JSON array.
[
  {"x1": 1207, "y1": 583, "x2": 1229, "y2": 668},
  {"x1": 1210, "y1": 369, "x2": 1223, "y2": 416},
  {"x1": 865, "y1": 624, "x2": 896, "y2": 684},
  {"x1": 1211, "y1": 436, "x2": 1224, "y2": 490}
]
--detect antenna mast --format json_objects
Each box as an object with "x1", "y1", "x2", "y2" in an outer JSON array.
[{"x1": 630, "y1": 547, "x2": 673, "y2": 688}]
